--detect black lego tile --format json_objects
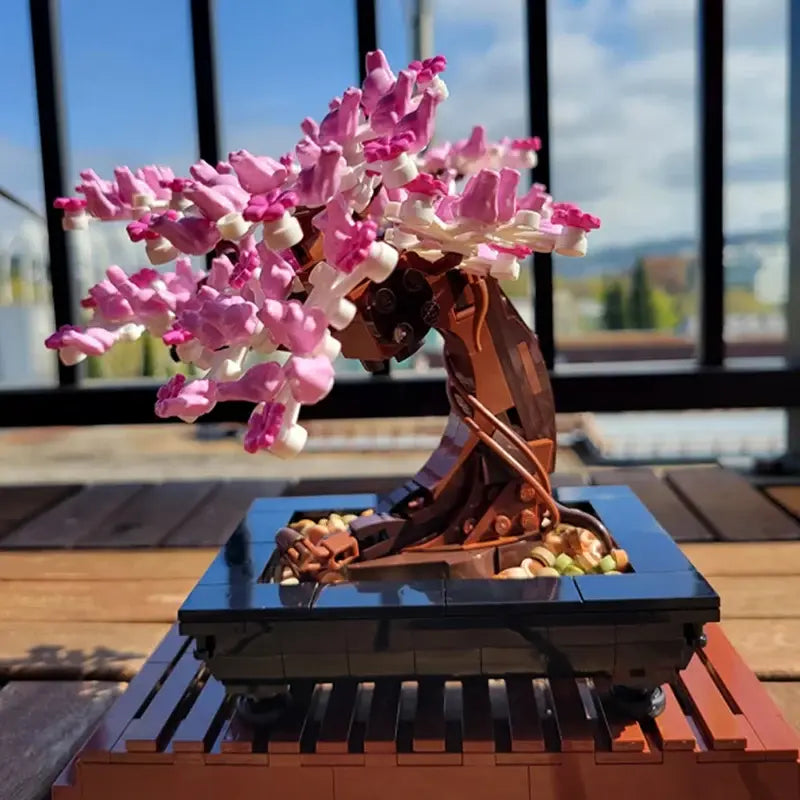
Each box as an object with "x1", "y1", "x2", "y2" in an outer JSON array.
[
  {"x1": 444, "y1": 576, "x2": 584, "y2": 616},
  {"x1": 197, "y1": 535, "x2": 276, "y2": 588},
  {"x1": 574, "y1": 570, "x2": 719, "y2": 611},
  {"x1": 248, "y1": 493, "x2": 379, "y2": 516},
  {"x1": 311, "y1": 580, "x2": 446, "y2": 619},
  {"x1": 178, "y1": 580, "x2": 316, "y2": 622}
]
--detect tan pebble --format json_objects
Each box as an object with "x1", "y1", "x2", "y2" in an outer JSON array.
[
  {"x1": 497, "y1": 566, "x2": 530, "y2": 580},
  {"x1": 328, "y1": 513, "x2": 347, "y2": 531},
  {"x1": 543, "y1": 532, "x2": 564, "y2": 554},
  {"x1": 317, "y1": 517, "x2": 329, "y2": 528},
  {"x1": 611, "y1": 548, "x2": 629, "y2": 570},
  {"x1": 535, "y1": 567, "x2": 561, "y2": 577},
  {"x1": 575, "y1": 552, "x2": 600, "y2": 572},
  {"x1": 304, "y1": 523, "x2": 329, "y2": 545},
  {"x1": 342, "y1": 514, "x2": 357, "y2": 523},
  {"x1": 360, "y1": 508, "x2": 374, "y2": 517},
  {"x1": 280, "y1": 577, "x2": 300, "y2": 586},
  {"x1": 521, "y1": 557, "x2": 540, "y2": 575},
  {"x1": 530, "y1": 545, "x2": 556, "y2": 567},
  {"x1": 290, "y1": 518, "x2": 316, "y2": 531}
]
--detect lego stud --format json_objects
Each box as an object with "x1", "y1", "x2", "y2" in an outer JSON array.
[
  {"x1": 554, "y1": 227, "x2": 588, "y2": 257},
  {"x1": 216, "y1": 211, "x2": 251, "y2": 241},
  {"x1": 261, "y1": 212, "x2": 303, "y2": 251},
  {"x1": 520, "y1": 508, "x2": 538, "y2": 531},
  {"x1": 513, "y1": 210, "x2": 541, "y2": 229},
  {"x1": 270, "y1": 423, "x2": 308, "y2": 458},
  {"x1": 519, "y1": 484, "x2": 537, "y2": 502},
  {"x1": 493, "y1": 515, "x2": 512, "y2": 535},
  {"x1": 62, "y1": 212, "x2": 89, "y2": 231},
  {"x1": 420, "y1": 299, "x2": 439, "y2": 326},
  {"x1": 145, "y1": 237, "x2": 179, "y2": 266},
  {"x1": 373, "y1": 287, "x2": 397, "y2": 315},
  {"x1": 380, "y1": 151, "x2": 419, "y2": 189}
]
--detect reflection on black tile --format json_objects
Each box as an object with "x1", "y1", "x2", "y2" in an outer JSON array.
[
  {"x1": 444, "y1": 577, "x2": 583, "y2": 615},
  {"x1": 575, "y1": 571, "x2": 719, "y2": 609},
  {"x1": 312, "y1": 580, "x2": 445, "y2": 618},
  {"x1": 198, "y1": 540, "x2": 276, "y2": 587},
  {"x1": 178, "y1": 581, "x2": 316, "y2": 621}
]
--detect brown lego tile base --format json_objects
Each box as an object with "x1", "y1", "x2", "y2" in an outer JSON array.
[{"x1": 53, "y1": 624, "x2": 800, "y2": 800}]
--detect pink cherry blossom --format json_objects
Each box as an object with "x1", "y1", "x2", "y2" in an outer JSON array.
[
  {"x1": 53, "y1": 197, "x2": 87, "y2": 213},
  {"x1": 408, "y1": 55, "x2": 447, "y2": 85},
  {"x1": 45, "y1": 324, "x2": 118, "y2": 357},
  {"x1": 284, "y1": 355, "x2": 335, "y2": 404},
  {"x1": 154, "y1": 374, "x2": 217, "y2": 420},
  {"x1": 551, "y1": 202, "x2": 601, "y2": 231},
  {"x1": 243, "y1": 402, "x2": 286, "y2": 454},
  {"x1": 363, "y1": 132, "x2": 415, "y2": 163},
  {"x1": 229, "y1": 150, "x2": 288, "y2": 194},
  {"x1": 216, "y1": 361, "x2": 284, "y2": 404},
  {"x1": 243, "y1": 190, "x2": 298, "y2": 223},
  {"x1": 149, "y1": 212, "x2": 221, "y2": 255}
]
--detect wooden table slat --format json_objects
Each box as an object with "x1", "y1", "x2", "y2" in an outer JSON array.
[
  {"x1": 74, "y1": 481, "x2": 219, "y2": 548},
  {"x1": 0, "y1": 484, "x2": 81, "y2": 538},
  {"x1": 666, "y1": 466, "x2": 800, "y2": 541},
  {"x1": 1, "y1": 484, "x2": 146, "y2": 549},
  {"x1": 590, "y1": 467, "x2": 715, "y2": 541}
]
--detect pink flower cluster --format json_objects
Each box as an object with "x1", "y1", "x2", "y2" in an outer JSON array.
[{"x1": 46, "y1": 49, "x2": 600, "y2": 457}]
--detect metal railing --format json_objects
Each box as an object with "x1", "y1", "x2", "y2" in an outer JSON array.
[{"x1": 2, "y1": 0, "x2": 799, "y2": 430}]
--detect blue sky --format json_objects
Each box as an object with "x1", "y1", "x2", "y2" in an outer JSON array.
[{"x1": 0, "y1": 0, "x2": 789, "y2": 254}]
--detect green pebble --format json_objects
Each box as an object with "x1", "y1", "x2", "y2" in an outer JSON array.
[
  {"x1": 598, "y1": 554, "x2": 616, "y2": 573},
  {"x1": 562, "y1": 565, "x2": 585, "y2": 576},
  {"x1": 604, "y1": 569, "x2": 622, "y2": 575},
  {"x1": 554, "y1": 553, "x2": 574, "y2": 573}
]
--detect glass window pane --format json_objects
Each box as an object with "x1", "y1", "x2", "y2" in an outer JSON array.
[
  {"x1": 723, "y1": 0, "x2": 787, "y2": 356},
  {"x1": 550, "y1": 0, "x2": 698, "y2": 363},
  {"x1": 0, "y1": 0, "x2": 56, "y2": 388}
]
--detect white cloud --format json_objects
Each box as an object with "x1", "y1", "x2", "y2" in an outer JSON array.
[{"x1": 433, "y1": 0, "x2": 788, "y2": 247}]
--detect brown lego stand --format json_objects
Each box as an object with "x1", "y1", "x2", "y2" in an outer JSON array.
[{"x1": 52, "y1": 623, "x2": 800, "y2": 800}]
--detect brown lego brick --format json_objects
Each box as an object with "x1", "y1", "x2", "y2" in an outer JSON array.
[
  {"x1": 590, "y1": 467, "x2": 715, "y2": 542},
  {"x1": 665, "y1": 466, "x2": 800, "y2": 541},
  {"x1": 52, "y1": 624, "x2": 800, "y2": 800}
]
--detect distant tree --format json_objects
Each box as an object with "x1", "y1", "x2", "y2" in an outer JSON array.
[
  {"x1": 627, "y1": 258, "x2": 657, "y2": 329},
  {"x1": 650, "y1": 288, "x2": 681, "y2": 331},
  {"x1": 602, "y1": 280, "x2": 627, "y2": 330}
]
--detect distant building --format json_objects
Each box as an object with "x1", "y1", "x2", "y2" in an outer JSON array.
[{"x1": 752, "y1": 242, "x2": 788, "y2": 306}]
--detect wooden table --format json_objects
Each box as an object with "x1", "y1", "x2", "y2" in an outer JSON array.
[{"x1": 2, "y1": 466, "x2": 800, "y2": 800}]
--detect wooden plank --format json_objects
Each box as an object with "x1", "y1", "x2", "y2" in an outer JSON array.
[
  {"x1": 681, "y1": 542, "x2": 800, "y2": 577},
  {"x1": 364, "y1": 679, "x2": 401, "y2": 754},
  {"x1": 460, "y1": 678, "x2": 494, "y2": 753},
  {"x1": 118, "y1": 651, "x2": 201, "y2": 752},
  {"x1": 0, "y1": 621, "x2": 172, "y2": 680},
  {"x1": 679, "y1": 655, "x2": 747, "y2": 749},
  {"x1": 762, "y1": 683, "x2": 800, "y2": 736},
  {"x1": 0, "y1": 680, "x2": 123, "y2": 800},
  {"x1": 765, "y1": 486, "x2": 800, "y2": 520},
  {"x1": 1, "y1": 484, "x2": 145, "y2": 549},
  {"x1": 651, "y1": 684, "x2": 697, "y2": 751},
  {"x1": 74, "y1": 481, "x2": 218, "y2": 548},
  {"x1": 413, "y1": 678, "x2": 447, "y2": 752},
  {"x1": 590, "y1": 467, "x2": 715, "y2": 541},
  {"x1": 0, "y1": 484, "x2": 81, "y2": 537},
  {"x1": 504, "y1": 676, "x2": 544, "y2": 752},
  {"x1": 0, "y1": 550, "x2": 217, "y2": 581},
  {"x1": 665, "y1": 466, "x2": 800, "y2": 541},
  {"x1": 161, "y1": 480, "x2": 287, "y2": 546},
  {"x1": 548, "y1": 678, "x2": 595, "y2": 752},
  {"x1": 711, "y1": 576, "x2": 800, "y2": 619},
  {"x1": 316, "y1": 679, "x2": 359, "y2": 754},
  {"x1": 721, "y1": 619, "x2": 800, "y2": 679},
  {"x1": 702, "y1": 624, "x2": 800, "y2": 758},
  {"x1": 171, "y1": 677, "x2": 227, "y2": 752},
  {"x1": 0, "y1": 579, "x2": 194, "y2": 622}
]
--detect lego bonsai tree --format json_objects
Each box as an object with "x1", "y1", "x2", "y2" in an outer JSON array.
[{"x1": 47, "y1": 50, "x2": 611, "y2": 581}]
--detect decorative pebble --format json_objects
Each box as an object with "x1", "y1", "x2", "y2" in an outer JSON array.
[
  {"x1": 304, "y1": 523, "x2": 329, "y2": 544},
  {"x1": 611, "y1": 548, "x2": 629, "y2": 570},
  {"x1": 535, "y1": 567, "x2": 560, "y2": 577},
  {"x1": 327, "y1": 513, "x2": 347, "y2": 531},
  {"x1": 290, "y1": 518, "x2": 316, "y2": 531},
  {"x1": 280, "y1": 576, "x2": 300, "y2": 586},
  {"x1": 496, "y1": 566, "x2": 530, "y2": 579},
  {"x1": 554, "y1": 553, "x2": 574, "y2": 573},
  {"x1": 543, "y1": 532, "x2": 564, "y2": 554},
  {"x1": 360, "y1": 508, "x2": 375, "y2": 516},
  {"x1": 562, "y1": 564, "x2": 585, "y2": 576},
  {"x1": 521, "y1": 557, "x2": 539, "y2": 575},
  {"x1": 605, "y1": 570, "x2": 622, "y2": 575},
  {"x1": 530, "y1": 545, "x2": 556, "y2": 568},
  {"x1": 342, "y1": 514, "x2": 357, "y2": 523},
  {"x1": 598, "y1": 554, "x2": 617, "y2": 573}
]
